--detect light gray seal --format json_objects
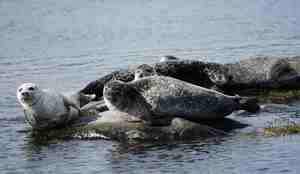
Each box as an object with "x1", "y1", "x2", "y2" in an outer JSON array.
[
  {"x1": 17, "y1": 83, "x2": 94, "y2": 129},
  {"x1": 103, "y1": 76, "x2": 260, "y2": 125}
]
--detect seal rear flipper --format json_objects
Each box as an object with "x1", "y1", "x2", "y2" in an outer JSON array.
[
  {"x1": 269, "y1": 59, "x2": 298, "y2": 81},
  {"x1": 78, "y1": 93, "x2": 96, "y2": 107},
  {"x1": 238, "y1": 97, "x2": 260, "y2": 113},
  {"x1": 147, "y1": 115, "x2": 173, "y2": 126},
  {"x1": 81, "y1": 100, "x2": 108, "y2": 113}
]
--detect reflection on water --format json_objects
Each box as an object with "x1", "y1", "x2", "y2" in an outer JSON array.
[
  {"x1": 1, "y1": 0, "x2": 300, "y2": 173},
  {"x1": 19, "y1": 133, "x2": 300, "y2": 174}
]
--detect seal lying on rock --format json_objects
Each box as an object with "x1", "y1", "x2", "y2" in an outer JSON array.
[
  {"x1": 81, "y1": 56, "x2": 300, "y2": 99},
  {"x1": 17, "y1": 83, "x2": 94, "y2": 129},
  {"x1": 17, "y1": 84, "x2": 228, "y2": 142},
  {"x1": 103, "y1": 76, "x2": 260, "y2": 125},
  {"x1": 223, "y1": 56, "x2": 300, "y2": 93},
  {"x1": 81, "y1": 60, "x2": 228, "y2": 99}
]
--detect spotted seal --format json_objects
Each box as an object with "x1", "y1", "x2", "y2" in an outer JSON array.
[
  {"x1": 81, "y1": 56, "x2": 300, "y2": 99},
  {"x1": 222, "y1": 56, "x2": 300, "y2": 93},
  {"x1": 17, "y1": 83, "x2": 94, "y2": 129},
  {"x1": 103, "y1": 76, "x2": 260, "y2": 125}
]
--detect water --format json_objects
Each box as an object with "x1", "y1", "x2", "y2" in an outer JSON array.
[{"x1": 1, "y1": 0, "x2": 300, "y2": 173}]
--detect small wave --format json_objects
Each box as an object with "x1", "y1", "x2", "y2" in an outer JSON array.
[
  {"x1": 224, "y1": 44, "x2": 260, "y2": 51},
  {"x1": 56, "y1": 62, "x2": 88, "y2": 68},
  {"x1": 0, "y1": 116, "x2": 25, "y2": 122},
  {"x1": 73, "y1": 131, "x2": 110, "y2": 140}
]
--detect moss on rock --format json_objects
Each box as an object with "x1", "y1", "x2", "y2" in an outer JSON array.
[
  {"x1": 257, "y1": 89, "x2": 300, "y2": 104},
  {"x1": 28, "y1": 111, "x2": 226, "y2": 144},
  {"x1": 264, "y1": 118, "x2": 300, "y2": 136}
]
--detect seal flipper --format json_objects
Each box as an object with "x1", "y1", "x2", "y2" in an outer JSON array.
[
  {"x1": 24, "y1": 109, "x2": 37, "y2": 127},
  {"x1": 62, "y1": 95, "x2": 80, "y2": 111},
  {"x1": 81, "y1": 100, "x2": 108, "y2": 113},
  {"x1": 148, "y1": 115, "x2": 173, "y2": 126},
  {"x1": 78, "y1": 93, "x2": 96, "y2": 107},
  {"x1": 238, "y1": 97, "x2": 260, "y2": 113},
  {"x1": 269, "y1": 59, "x2": 298, "y2": 81}
]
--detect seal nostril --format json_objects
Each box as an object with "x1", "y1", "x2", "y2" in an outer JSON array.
[{"x1": 22, "y1": 92, "x2": 29, "y2": 97}]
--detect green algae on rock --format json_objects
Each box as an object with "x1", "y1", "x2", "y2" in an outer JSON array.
[
  {"x1": 28, "y1": 111, "x2": 226, "y2": 144},
  {"x1": 264, "y1": 118, "x2": 300, "y2": 136}
]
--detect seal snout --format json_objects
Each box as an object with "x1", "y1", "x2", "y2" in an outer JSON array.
[{"x1": 21, "y1": 91, "x2": 30, "y2": 98}]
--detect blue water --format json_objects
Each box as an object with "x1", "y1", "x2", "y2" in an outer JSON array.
[{"x1": 1, "y1": 0, "x2": 300, "y2": 173}]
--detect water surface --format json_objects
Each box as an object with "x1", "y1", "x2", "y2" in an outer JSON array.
[{"x1": 1, "y1": 0, "x2": 300, "y2": 173}]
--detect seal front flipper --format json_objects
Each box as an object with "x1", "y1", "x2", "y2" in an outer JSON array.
[
  {"x1": 81, "y1": 100, "x2": 108, "y2": 113},
  {"x1": 24, "y1": 109, "x2": 36, "y2": 126},
  {"x1": 62, "y1": 95, "x2": 80, "y2": 112},
  {"x1": 237, "y1": 97, "x2": 260, "y2": 113}
]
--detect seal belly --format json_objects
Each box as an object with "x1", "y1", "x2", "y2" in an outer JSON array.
[{"x1": 32, "y1": 92, "x2": 68, "y2": 124}]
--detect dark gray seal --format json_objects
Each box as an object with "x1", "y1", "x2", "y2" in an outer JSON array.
[
  {"x1": 81, "y1": 56, "x2": 300, "y2": 100},
  {"x1": 81, "y1": 59, "x2": 228, "y2": 99},
  {"x1": 103, "y1": 76, "x2": 260, "y2": 124},
  {"x1": 222, "y1": 56, "x2": 300, "y2": 93}
]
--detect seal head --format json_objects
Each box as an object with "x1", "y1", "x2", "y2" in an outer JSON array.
[
  {"x1": 103, "y1": 80, "x2": 152, "y2": 122},
  {"x1": 134, "y1": 64, "x2": 156, "y2": 81},
  {"x1": 17, "y1": 83, "x2": 43, "y2": 108}
]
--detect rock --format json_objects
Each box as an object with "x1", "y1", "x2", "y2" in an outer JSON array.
[
  {"x1": 28, "y1": 105, "x2": 300, "y2": 143},
  {"x1": 29, "y1": 111, "x2": 226, "y2": 143}
]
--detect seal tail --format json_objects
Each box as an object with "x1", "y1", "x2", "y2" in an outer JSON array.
[{"x1": 236, "y1": 96, "x2": 260, "y2": 113}]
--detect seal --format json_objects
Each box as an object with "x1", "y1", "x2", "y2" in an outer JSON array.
[
  {"x1": 81, "y1": 60, "x2": 228, "y2": 99},
  {"x1": 81, "y1": 56, "x2": 300, "y2": 99},
  {"x1": 103, "y1": 76, "x2": 260, "y2": 125},
  {"x1": 226, "y1": 57, "x2": 298, "y2": 83},
  {"x1": 17, "y1": 83, "x2": 94, "y2": 129}
]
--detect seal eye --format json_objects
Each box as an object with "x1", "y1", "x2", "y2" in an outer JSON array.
[
  {"x1": 28, "y1": 87, "x2": 35, "y2": 91},
  {"x1": 18, "y1": 88, "x2": 23, "y2": 92}
]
